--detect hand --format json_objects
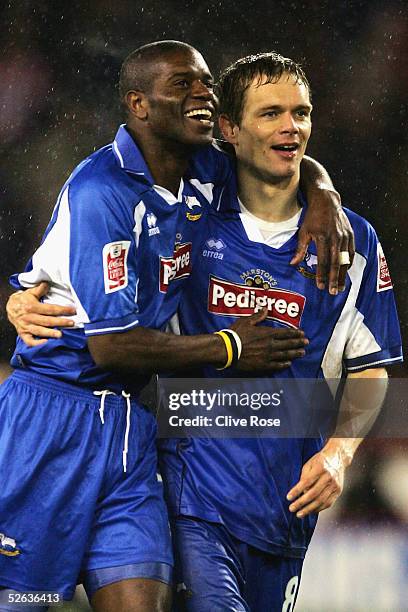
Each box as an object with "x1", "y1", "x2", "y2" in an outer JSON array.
[
  {"x1": 291, "y1": 190, "x2": 355, "y2": 295},
  {"x1": 230, "y1": 308, "x2": 309, "y2": 372},
  {"x1": 286, "y1": 445, "x2": 347, "y2": 518},
  {"x1": 6, "y1": 282, "x2": 76, "y2": 347}
]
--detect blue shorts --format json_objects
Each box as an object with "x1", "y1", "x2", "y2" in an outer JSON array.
[
  {"x1": 172, "y1": 517, "x2": 303, "y2": 612},
  {"x1": 0, "y1": 370, "x2": 172, "y2": 601}
]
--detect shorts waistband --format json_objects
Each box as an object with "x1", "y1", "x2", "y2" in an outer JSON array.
[{"x1": 10, "y1": 369, "x2": 137, "y2": 409}]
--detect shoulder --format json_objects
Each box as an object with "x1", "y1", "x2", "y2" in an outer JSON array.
[
  {"x1": 343, "y1": 207, "x2": 378, "y2": 258},
  {"x1": 65, "y1": 145, "x2": 149, "y2": 209}
]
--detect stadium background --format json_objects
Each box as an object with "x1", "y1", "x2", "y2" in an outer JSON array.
[{"x1": 0, "y1": 1, "x2": 407, "y2": 610}]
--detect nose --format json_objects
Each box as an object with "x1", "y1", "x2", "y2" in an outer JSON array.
[
  {"x1": 191, "y1": 79, "x2": 215, "y2": 102},
  {"x1": 279, "y1": 112, "x2": 299, "y2": 134}
]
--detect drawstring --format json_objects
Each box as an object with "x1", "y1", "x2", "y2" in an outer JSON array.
[
  {"x1": 93, "y1": 389, "x2": 115, "y2": 424},
  {"x1": 122, "y1": 391, "x2": 131, "y2": 473},
  {"x1": 93, "y1": 389, "x2": 132, "y2": 473}
]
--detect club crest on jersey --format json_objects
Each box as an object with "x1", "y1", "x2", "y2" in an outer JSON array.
[
  {"x1": 185, "y1": 196, "x2": 201, "y2": 210},
  {"x1": 208, "y1": 276, "x2": 306, "y2": 328},
  {"x1": 297, "y1": 252, "x2": 318, "y2": 280},
  {"x1": 146, "y1": 212, "x2": 160, "y2": 236},
  {"x1": 203, "y1": 237, "x2": 226, "y2": 260},
  {"x1": 103, "y1": 241, "x2": 131, "y2": 294},
  {"x1": 377, "y1": 243, "x2": 392, "y2": 292},
  {"x1": 185, "y1": 195, "x2": 202, "y2": 221},
  {"x1": 159, "y1": 242, "x2": 192, "y2": 292},
  {"x1": 0, "y1": 532, "x2": 20, "y2": 557}
]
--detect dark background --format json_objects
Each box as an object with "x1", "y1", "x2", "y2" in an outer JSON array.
[{"x1": 1, "y1": 0, "x2": 407, "y2": 369}]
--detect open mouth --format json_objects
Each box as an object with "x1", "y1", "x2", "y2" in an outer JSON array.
[
  {"x1": 270, "y1": 143, "x2": 300, "y2": 159},
  {"x1": 184, "y1": 108, "x2": 214, "y2": 126},
  {"x1": 271, "y1": 144, "x2": 299, "y2": 152}
]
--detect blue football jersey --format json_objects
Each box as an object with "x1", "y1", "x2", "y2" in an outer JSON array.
[
  {"x1": 159, "y1": 162, "x2": 403, "y2": 558},
  {"x1": 9, "y1": 126, "x2": 225, "y2": 393}
]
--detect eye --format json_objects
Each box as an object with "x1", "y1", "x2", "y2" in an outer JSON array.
[
  {"x1": 174, "y1": 79, "x2": 189, "y2": 88},
  {"x1": 296, "y1": 109, "x2": 310, "y2": 118},
  {"x1": 263, "y1": 110, "x2": 278, "y2": 118}
]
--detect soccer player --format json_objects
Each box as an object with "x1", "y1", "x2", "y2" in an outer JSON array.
[
  {"x1": 154, "y1": 53, "x2": 403, "y2": 611},
  {"x1": 1, "y1": 42, "x2": 352, "y2": 612}
]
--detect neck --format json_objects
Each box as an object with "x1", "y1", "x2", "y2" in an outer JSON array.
[
  {"x1": 127, "y1": 125, "x2": 192, "y2": 195},
  {"x1": 237, "y1": 166, "x2": 300, "y2": 222}
]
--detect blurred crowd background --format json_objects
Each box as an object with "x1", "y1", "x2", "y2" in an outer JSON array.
[{"x1": 1, "y1": 1, "x2": 407, "y2": 609}]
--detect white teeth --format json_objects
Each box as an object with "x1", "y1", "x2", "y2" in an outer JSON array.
[{"x1": 185, "y1": 109, "x2": 213, "y2": 119}]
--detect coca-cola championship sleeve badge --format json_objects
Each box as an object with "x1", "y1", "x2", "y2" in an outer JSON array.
[{"x1": 103, "y1": 241, "x2": 131, "y2": 294}]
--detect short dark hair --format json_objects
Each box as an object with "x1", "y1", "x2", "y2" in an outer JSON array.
[
  {"x1": 216, "y1": 52, "x2": 311, "y2": 125},
  {"x1": 119, "y1": 40, "x2": 196, "y2": 101}
]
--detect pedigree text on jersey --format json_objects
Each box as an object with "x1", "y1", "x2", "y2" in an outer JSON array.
[
  {"x1": 208, "y1": 276, "x2": 306, "y2": 328},
  {"x1": 159, "y1": 242, "x2": 192, "y2": 293}
]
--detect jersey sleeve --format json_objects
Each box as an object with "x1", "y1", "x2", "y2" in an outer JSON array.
[
  {"x1": 13, "y1": 179, "x2": 143, "y2": 336},
  {"x1": 343, "y1": 224, "x2": 403, "y2": 372},
  {"x1": 69, "y1": 180, "x2": 143, "y2": 336}
]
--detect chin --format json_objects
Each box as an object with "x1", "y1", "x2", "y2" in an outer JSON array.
[
  {"x1": 187, "y1": 133, "x2": 213, "y2": 147},
  {"x1": 268, "y1": 168, "x2": 297, "y2": 181}
]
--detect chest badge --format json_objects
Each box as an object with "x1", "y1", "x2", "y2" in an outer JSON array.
[
  {"x1": 184, "y1": 195, "x2": 202, "y2": 221},
  {"x1": 297, "y1": 252, "x2": 317, "y2": 280}
]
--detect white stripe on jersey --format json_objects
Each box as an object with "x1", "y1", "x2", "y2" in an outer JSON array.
[
  {"x1": 166, "y1": 312, "x2": 181, "y2": 336},
  {"x1": 133, "y1": 201, "x2": 146, "y2": 249},
  {"x1": 17, "y1": 186, "x2": 90, "y2": 327},
  {"x1": 345, "y1": 309, "x2": 381, "y2": 361},
  {"x1": 321, "y1": 252, "x2": 380, "y2": 378},
  {"x1": 113, "y1": 140, "x2": 124, "y2": 167},
  {"x1": 188, "y1": 179, "x2": 214, "y2": 203},
  {"x1": 347, "y1": 356, "x2": 402, "y2": 371},
  {"x1": 84, "y1": 319, "x2": 140, "y2": 335}
]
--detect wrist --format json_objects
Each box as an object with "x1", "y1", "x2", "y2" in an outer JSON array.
[
  {"x1": 211, "y1": 332, "x2": 230, "y2": 368},
  {"x1": 309, "y1": 186, "x2": 341, "y2": 207},
  {"x1": 214, "y1": 329, "x2": 242, "y2": 370},
  {"x1": 322, "y1": 438, "x2": 359, "y2": 468}
]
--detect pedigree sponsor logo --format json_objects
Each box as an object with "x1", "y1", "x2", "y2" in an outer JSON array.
[
  {"x1": 208, "y1": 276, "x2": 306, "y2": 328},
  {"x1": 160, "y1": 242, "x2": 192, "y2": 293}
]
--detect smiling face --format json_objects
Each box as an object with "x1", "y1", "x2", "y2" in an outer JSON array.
[
  {"x1": 144, "y1": 48, "x2": 217, "y2": 147},
  {"x1": 221, "y1": 73, "x2": 312, "y2": 184}
]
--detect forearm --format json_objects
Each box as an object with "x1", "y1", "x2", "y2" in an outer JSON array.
[
  {"x1": 322, "y1": 368, "x2": 388, "y2": 464},
  {"x1": 88, "y1": 326, "x2": 226, "y2": 375},
  {"x1": 287, "y1": 368, "x2": 388, "y2": 516},
  {"x1": 300, "y1": 156, "x2": 340, "y2": 202}
]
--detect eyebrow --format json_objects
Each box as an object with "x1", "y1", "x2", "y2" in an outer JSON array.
[
  {"x1": 167, "y1": 71, "x2": 214, "y2": 81},
  {"x1": 257, "y1": 103, "x2": 313, "y2": 112}
]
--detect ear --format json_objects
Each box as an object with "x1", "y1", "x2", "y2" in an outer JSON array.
[
  {"x1": 125, "y1": 91, "x2": 148, "y2": 120},
  {"x1": 218, "y1": 114, "x2": 240, "y2": 145}
]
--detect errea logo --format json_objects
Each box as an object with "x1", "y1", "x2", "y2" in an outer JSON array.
[
  {"x1": 203, "y1": 237, "x2": 226, "y2": 260},
  {"x1": 206, "y1": 238, "x2": 225, "y2": 250},
  {"x1": 146, "y1": 212, "x2": 160, "y2": 237}
]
